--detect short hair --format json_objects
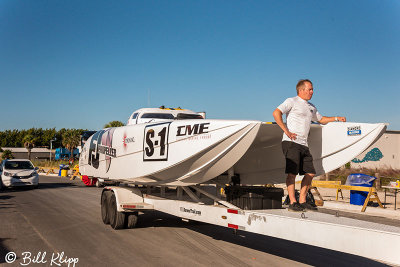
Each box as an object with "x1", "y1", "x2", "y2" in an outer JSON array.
[{"x1": 296, "y1": 79, "x2": 312, "y2": 94}]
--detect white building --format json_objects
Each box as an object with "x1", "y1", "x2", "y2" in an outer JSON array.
[
  {"x1": 1, "y1": 147, "x2": 55, "y2": 161},
  {"x1": 350, "y1": 130, "x2": 400, "y2": 170}
]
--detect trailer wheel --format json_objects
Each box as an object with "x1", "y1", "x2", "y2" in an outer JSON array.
[
  {"x1": 101, "y1": 191, "x2": 111, "y2": 224},
  {"x1": 126, "y1": 212, "x2": 138, "y2": 229},
  {"x1": 109, "y1": 193, "x2": 126, "y2": 230}
]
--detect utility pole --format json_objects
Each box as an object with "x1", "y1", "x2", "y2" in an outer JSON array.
[{"x1": 50, "y1": 138, "x2": 56, "y2": 161}]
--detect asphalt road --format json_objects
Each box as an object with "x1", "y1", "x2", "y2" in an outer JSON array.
[{"x1": 0, "y1": 175, "x2": 388, "y2": 267}]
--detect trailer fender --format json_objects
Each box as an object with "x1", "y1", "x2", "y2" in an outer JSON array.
[{"x1": 103, "y1": 186, "x2": 152, "y2": 212}]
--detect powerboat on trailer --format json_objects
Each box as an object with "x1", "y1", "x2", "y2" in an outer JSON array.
[{"x1": 79, "y1": 107, "x2": 386, "y2": 186}]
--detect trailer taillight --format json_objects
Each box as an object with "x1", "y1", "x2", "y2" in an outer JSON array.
[
  {"x1": 228, "y1": 223, "x2": 238, "y2": 229},
  {"x1": 227, "y1": 209, "x2": 238, "y2": 214},
  {"x1": 122, "y1": 205, "x2": 137, "y2": 209},
  {"x1": 228, "y1": 223, "x2": 245, "y2": 230}
]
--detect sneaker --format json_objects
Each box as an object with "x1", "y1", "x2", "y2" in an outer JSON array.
[
  {"x1": 300, "y1": 202, "x2": 318, "y2": 211},
  {"x1": 288, "y1": 202, "x2": 305, "y2": 212}
]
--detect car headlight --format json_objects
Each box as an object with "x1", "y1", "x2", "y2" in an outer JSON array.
[{"x1": 3, "y1": 171, "x2": 12, "y2": 176}]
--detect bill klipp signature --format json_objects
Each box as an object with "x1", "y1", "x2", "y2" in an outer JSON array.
[{"x1": 9, "y1": 251, "x2": 79, "y2": 267}]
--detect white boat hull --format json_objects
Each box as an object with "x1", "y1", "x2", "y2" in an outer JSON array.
[
  {"x1": 79, "y1": 120, "x2": 386, "y2": 186},
  {"x1": 235, "y1": 122, "x2": 386, "y2": 184}
]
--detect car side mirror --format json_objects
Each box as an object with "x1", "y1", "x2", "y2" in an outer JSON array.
[{"x1": 34, "y1": 167, "x2": 39, "y2": 171}]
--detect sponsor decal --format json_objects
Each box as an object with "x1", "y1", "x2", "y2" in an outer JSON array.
[
  {"x1": 180, "y1": 207, "x2": 202, "y2": 215},
  {"x1": 187, "y1": 134, "x2": 211, "y2": 141},
  {"x1": 123, "y1": 133, "x2": 135, "y2": 149},
  {"x1": 88, "y1": 128, "x2": 116, "y2": 172},
  {"x1": 176, "y1": 123, "x2": 210, "y2": 137},
  {"x1": 347, "y1": 126, "x2": 361, "y2": 136},
  {"x1": 143, "y1": 122, "x2": 170, "y2": 161},
  {"x1": 97, "y1": 144, "x2": 117, "y2": 157}
]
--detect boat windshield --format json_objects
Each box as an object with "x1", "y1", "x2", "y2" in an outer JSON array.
[
  {"x1": 176, "y1": 113, "x2": 204, "y2": 120},
  {"x1": 140, "y1": 113, "x2": 175, "y2": 119},
  {"x1": 81, "y1": 131, "x2": 97, "y2": 148}
]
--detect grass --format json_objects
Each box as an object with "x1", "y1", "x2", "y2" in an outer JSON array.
[{"x1": 32, "y1": 159, "x2": 78, "y2": 169}]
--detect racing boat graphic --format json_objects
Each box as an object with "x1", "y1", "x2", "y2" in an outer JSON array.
[{"x1": 79, "y1": 107, "x2": 386, "y2": 186}]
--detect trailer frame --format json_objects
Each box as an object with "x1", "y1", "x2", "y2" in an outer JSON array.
[{"x1": 101, "y1": 184, "x2": 400, "y2": 265}]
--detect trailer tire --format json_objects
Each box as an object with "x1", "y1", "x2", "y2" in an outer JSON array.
[
  {"x1": 126, "y1": 212, "x2": 138, "y2": 229},
  {"x1": 101, "y1": 191, "x2": 111, "y2": 224},
  {"x1": 109, "y1": 193, "x2": 126, "y2": 230}
]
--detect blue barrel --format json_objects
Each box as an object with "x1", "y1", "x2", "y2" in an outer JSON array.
[
  {"x1": 347, "y1": 173, "x2": 376, "y2": 205},
  {"x1": 58, "y1": 164, "x2": 65, "y2": 176}
]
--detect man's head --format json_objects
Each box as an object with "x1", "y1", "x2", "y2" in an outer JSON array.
[{"x1": 296, "y1": 79, "x2": 313, "y2": 101}]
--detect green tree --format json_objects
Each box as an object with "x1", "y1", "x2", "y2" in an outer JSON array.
[
  {"x1": 5, "y1": 130, "x2": 18, "y2": 147},
  {"x1": 0, "y1": 132, "x2": 6, "y2": 147},
  {"x1": 62, "y1": 130, "x2": 81, "y2": 159},
  {"x1": 23, "y1": 134, "x2": 37, "y2": 160},
  {"x1": 42, "y1": 128, "x2": 57, "y2": 148},
  {"x1": 1, "y1": 149, "x2": 14, "y2": 160},
  {"x1": 16, "y1": 130, "x2": 25, "y2": 147},
  {"x1": 104, "y1": 121, "x2": 124, "y2": 128}
]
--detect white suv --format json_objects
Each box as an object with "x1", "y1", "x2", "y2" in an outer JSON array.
[{"x1": 0, "y1": 159, "x2": 39, "y2": 189}]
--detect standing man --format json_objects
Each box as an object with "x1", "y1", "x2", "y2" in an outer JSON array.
[{"x1": 273, "y1": 79, "x2": 346, "y2": 212}]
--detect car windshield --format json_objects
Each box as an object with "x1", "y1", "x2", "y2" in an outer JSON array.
[
  {"x1": 176, "y1": 113, "x2": 204, "y2": 120},
  {"x1": 140, "y1": 113, "x2": 175, "y2": 119},
  {"x1": 5, "y1": 161, "x2": 34, "y2": 170}
]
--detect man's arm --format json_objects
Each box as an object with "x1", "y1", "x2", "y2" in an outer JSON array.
[
  {"x1": 318, "y1": 116, "x2": 346, "y2": 125},
  {"x1": 272, "y1": 108, "x2": 297, "y2": 140}
]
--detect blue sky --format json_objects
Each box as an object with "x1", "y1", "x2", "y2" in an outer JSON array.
[{"x1": 1, "y1": 0, "x2": 399, "y2": 131}]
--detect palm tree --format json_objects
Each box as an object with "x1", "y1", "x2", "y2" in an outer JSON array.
[
  {"x1": 62, "y1": 130, "x2": 81, "y2": 160},
  {"x1": 23, "y1": 134, "x2": 36, "y2": 160},
  {"x1": 104, "y1": 121, "x2": 124, "y2": 128}
]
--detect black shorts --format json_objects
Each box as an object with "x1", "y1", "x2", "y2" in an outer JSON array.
[{"x1": 282, "y1": 141, "x2": 316, "y2": 175}]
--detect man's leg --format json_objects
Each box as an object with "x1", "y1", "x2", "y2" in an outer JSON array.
[
  {"x1": 299, "y1": 144, "x2": 316, "y2": 208},
  {"x1": 299, "y1": 173, "x2": 314, "y2": 203},
  {"x1": 286, "y1": 173, "x2": 297, "y2": 204},
  {"x1": 282, "y1": 141, "x2": 303, "y2": 211}
]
